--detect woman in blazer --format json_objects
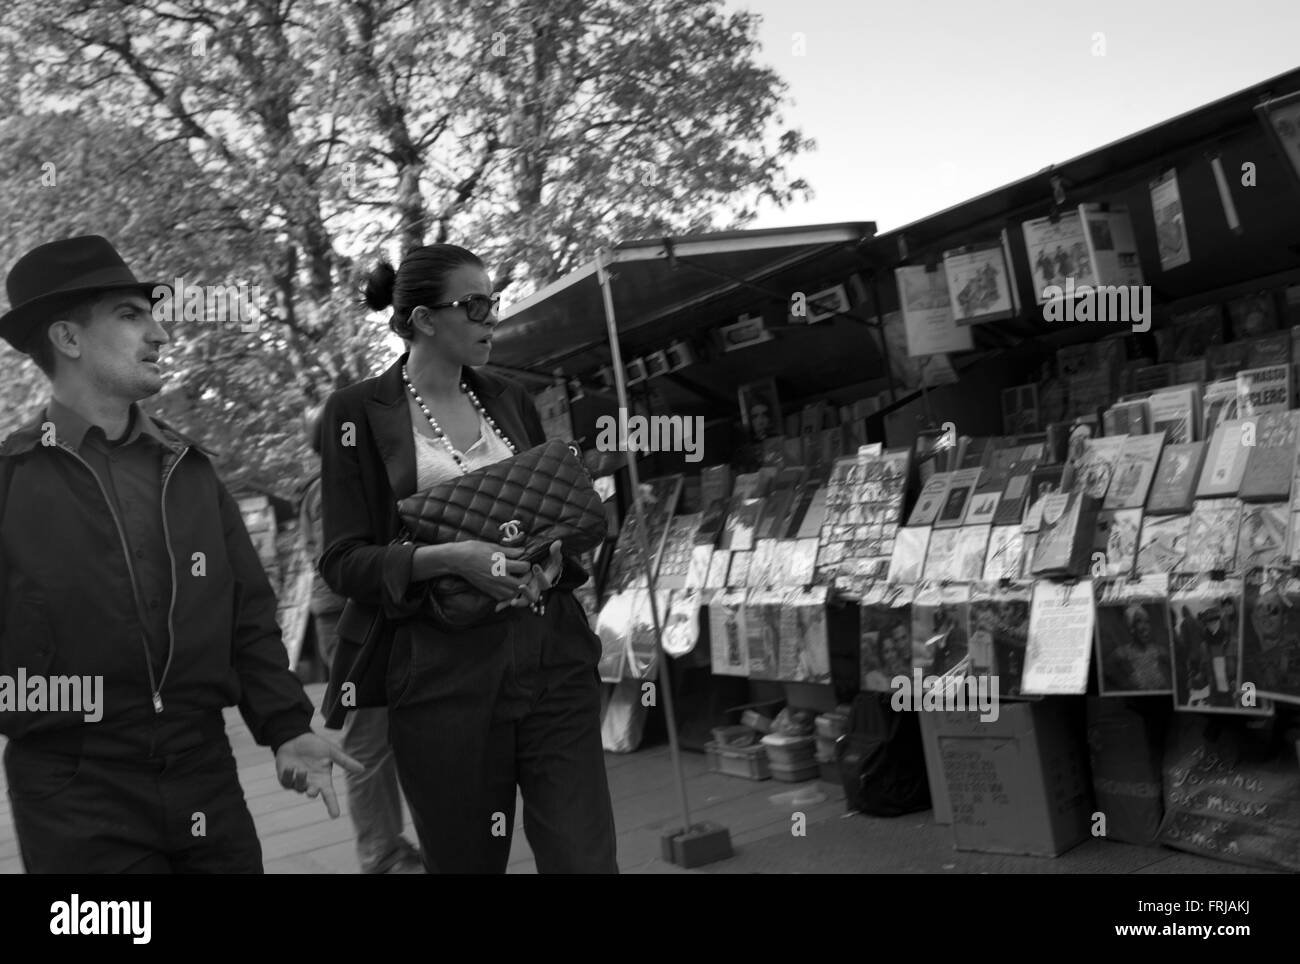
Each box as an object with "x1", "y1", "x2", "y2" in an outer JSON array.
[{"x1": 317, "y1": 244, "x2": 617, "y2": 874}]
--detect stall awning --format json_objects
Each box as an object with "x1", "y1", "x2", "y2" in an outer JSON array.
[{"x1": 490, "y1": 222, "x2": 878, "y2": 376}]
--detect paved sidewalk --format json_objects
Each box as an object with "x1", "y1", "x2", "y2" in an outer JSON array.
[{"x1": 0, "y1": 683, "x2": 1251, "y2": 874}]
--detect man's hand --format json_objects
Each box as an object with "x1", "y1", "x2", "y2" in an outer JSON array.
[{"x1": 274, "y1": 731, "x2": 364, "y2": 818}]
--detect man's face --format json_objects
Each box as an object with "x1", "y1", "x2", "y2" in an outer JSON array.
[{"x1": 55, "y1": 292, "x2": 169, "y2": 401}]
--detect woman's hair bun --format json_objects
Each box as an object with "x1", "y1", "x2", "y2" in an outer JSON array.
[{"x1": 363, "y1": 260, "x2": 397, "y2": 310}]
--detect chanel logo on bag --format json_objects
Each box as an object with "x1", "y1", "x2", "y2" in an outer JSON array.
[{"x1": 499, "y1": 520, "x2": 524, "y2": 543}]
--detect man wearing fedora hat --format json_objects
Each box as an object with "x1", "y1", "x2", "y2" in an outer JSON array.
[{"x1": 0, "y1": 235, "x2": 362, "y2": 873}]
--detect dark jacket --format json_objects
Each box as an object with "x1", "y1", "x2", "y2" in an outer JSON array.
[
  {"x1": 0, "y1": 411, "x2": 314, "y2": 751},
  {"x1": 317, "y1": 354, "x2": 592, "y2": 727}
]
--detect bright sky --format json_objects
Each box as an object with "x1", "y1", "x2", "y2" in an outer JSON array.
[{"x1": 729, "y1": 0, "x2": 1300, "y2": 234}]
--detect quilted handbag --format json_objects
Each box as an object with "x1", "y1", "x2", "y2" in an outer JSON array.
[{"x1": 396, "y1": 439, "x2": 606, "y2": 627}]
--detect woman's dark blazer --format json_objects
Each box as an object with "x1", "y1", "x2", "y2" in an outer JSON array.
[{"x1": 316, "y1": 352, "x2": 593, "y2": 728}]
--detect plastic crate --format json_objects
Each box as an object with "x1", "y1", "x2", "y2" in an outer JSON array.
[
  {"x1": 712, "y1": 725, "x2": 758, "y2": 748},
  {"x1": 760, "y1": 734, "x2": 817, "y2": 768},
  {"x1": 705, "y1": 741, "x2": 771, "y2": 781}
]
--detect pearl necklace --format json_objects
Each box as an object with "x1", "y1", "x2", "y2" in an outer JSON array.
[{"x1": 401, "y1": 363, "x2": 517, "y2": 473}]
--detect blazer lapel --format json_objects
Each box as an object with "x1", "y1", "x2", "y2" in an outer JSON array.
[{"x1": 365, "y1": 358, "x2": 418, "y2": 499}]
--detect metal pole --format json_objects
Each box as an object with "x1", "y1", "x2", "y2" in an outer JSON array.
[{"x1": 595, "y1": 247, "x2": 694, "y2": 834}]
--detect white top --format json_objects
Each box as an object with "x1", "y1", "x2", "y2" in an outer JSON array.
[{"x1": 413, "y1": 410, "x2": 515, "y2": 491}]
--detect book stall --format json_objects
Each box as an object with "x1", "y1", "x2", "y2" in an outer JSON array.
[{"x1": 493, "y1": 67, "x2": 1300, "y2": 870}]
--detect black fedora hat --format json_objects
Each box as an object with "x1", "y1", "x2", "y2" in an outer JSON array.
[{"x1": 1, "y1": 235, "x2": 164, "y2": 352}]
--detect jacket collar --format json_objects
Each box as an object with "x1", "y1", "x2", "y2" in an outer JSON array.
[{"x1": 0, "y1": 400, "x2": 209, "y2": 458}]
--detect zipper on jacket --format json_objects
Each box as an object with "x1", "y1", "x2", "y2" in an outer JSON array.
[
  {"x1": 156, "y1": 447, "x2": 190, "y2": 708},
  {"x1": 56, "y1": 443, "x2": 165, "y2": 713}
]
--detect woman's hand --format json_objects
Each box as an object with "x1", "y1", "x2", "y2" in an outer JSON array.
[
  {"x1": 496, "y1": 540, "x2": 564, "y2": 612},
  {"x1": 414, "y1": 541, "x2": 535, "y2": 602}
]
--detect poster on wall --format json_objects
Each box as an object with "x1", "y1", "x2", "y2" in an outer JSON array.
[
  {"x1": 1149, "y1": 169, "x2": 1192, "y2": 270},
  {"x1": 895, "y1": 264, "x2": 973, "y2": 357},
  {"x1": 1022, "y1": 578, "x2": 1096, "y2": 695},
  {"x1": 1021, "y1": 210, "x2": 1098, "y2": 304},
  {"x1": 942, "y1": 240, "x2": 1016, "y2": 325}
]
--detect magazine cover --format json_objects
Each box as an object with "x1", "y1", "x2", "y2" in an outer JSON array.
[
  {"x1": 942, "y1": 240, "x2": 1015, "y2": 325},
  {"x1": 1169, "y1": 304, "x2": 1224, "y2": 360},
  {"x1": 1150, "y1": 168, "x2": 1192, "y2": 270},
  {"x1": 709, "y1": 589, "x2": 750, "y2": 677},
  {"x1": 1104, "y1": 433, "x2": 1165, "y2": 510},
  {"x1": 911, "y1": 582, "x2": 971, "y2": 677},
  {"x1": 1023, "y1": 578, "x2": 1096, "y2": 695},
  {"x1": 1091, "y1": 508, "x2": 1142, "y2": 578},
  {"x1": 983, "y1": 525, "x2": 1027, "y2": 581},
  {"x1": 859, "y1": 584, "x2": 913, "y2": 692},
  {"x1": 1079, "y1": 202, "x2": 1145, "y2": 287},
  {"x1": 888, "y1": 526, "x2": 931, "y2": 585},
  {"x1": 1169, "y1": 574, "x2": 1271, "y2": 716},
  {"x1": 1235, "y1": 502, "x2": 1289, "y2": 570},
  {"x1": 778, "y1": 586, "x2": 831, "y2": 683},
  {"x1": 953, "y1": 525, "x2": 992, "y2": 581},
  {"x1": 1136, "y1": 514, "x2": 1190, "y2": 575},
  {"x1": 746, "y1": 588, "x2": 782, "y2": 680},
  {"x1": 896, "y1": 264, "x2": 973, "y2": 356},
  {"x1": 1094, "y1": 574, "x2": 1173, "y2": 696},
  {"x1": 1242, "y1": 574, "x2": 1300, "y2": 706},
  {"x1": 1184, "y1": 498, "x2": 1243, "y2": 572},
  {"x1": 969, "y1": 580, "x2": 1031, "y2": 694},
  {"x1": 1227, "y1": 291, "x2": 1278, "y2": 339},
  {"x1": 922, "y1": 528, "x2": 961, "y2": 582},
  {"x1": 1022, "y1": 210, "x2": 1098, "y2": 304}
]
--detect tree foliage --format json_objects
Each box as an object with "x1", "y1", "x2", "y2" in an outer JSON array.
[{"x1": 0, "y1": 0, "x2": 812, "y2": 497}]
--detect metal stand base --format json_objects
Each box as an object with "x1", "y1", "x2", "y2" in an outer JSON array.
[{"x1": 660, "y1": 822, "x2": 734, "y2": 868}]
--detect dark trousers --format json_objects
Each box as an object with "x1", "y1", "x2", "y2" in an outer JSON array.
[
  {"x1": 387, "y1": 595, "x2": 618, "y2": 874},
  {"x1": 4, "y1": 733, "x2": 262, "y2": 874}
]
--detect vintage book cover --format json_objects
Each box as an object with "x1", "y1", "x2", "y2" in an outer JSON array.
[
  {"x1": 1236, "y1": 364, "x2": 1292, "y2": 417},
  {"x1": 1131, "y1": 364, "x2": 1174, "y2": 394},
  {"x1": 922, "y1": 528, "x2": 962, "y2": 582},
  {"x1": 1091, "y1": 508, "x2": 1143, "y2": 577},
  {"x1": 727, "y1": 550, "x2": 753, "y2": 587},
  {"x1": 1023, "y1": 578, "x2": 1096, "y2": 696},
  {"x1": 704, "y1": 549, "x2": 732, "y2": 589},
  {"x1": 1147, "y1": 441, "x2": 1207, "y2": 514},
  {"x1": 1070, "y1": 435, "x2": 1128, "y2": 501},
  {"x1": 1094, "y1": 574, "x2": 1174, "y2": 696},
  {"x1": 1240, "y1": 410, "x2": 1300, "y2": 502},
  {"x1": 888, "y1": 526, "x2": 931, "y2": 585},
  {"x1": 1201, "y1": 378, "x2": 1240, "y2": 439},
  {"x1": 943, "y1": 240, "x2": 1016, "y2": 325},
  {"x1": 1207, "y1": 341, "x2": 1250, "y2": 381},
  {"x1": 1196, "y1": 420, "x2": 1251, "y2": 498},
  {"x1": 1103, "y1": 399, "x2": 1150, "y2": 437},
  {"x1": 1245, "y1": 331, "x2": 1291, "y2": 368},
  {"x1": 896, "y1": 264, "x2": 972, "y2": 356},
  {"x1": 1079, "y1": 202, "x2": 1145, "y2": 287},
  {"x1": 907, "y1": 471, "x2": 953, "y2": 527},
  {"x1": 1169, "y1": 574, "x2": 1273, "y2": 715},
  {"x1": 1103, "y1": 432, "x2": 1166, "y2": 511},
  {"x1": 793, "y1": 483, "x2": 827, "y2": 539},
  {"x1": 953, "y1": 525, "x2": 992, "y2": 581},
  {"x1": 721, "y1": 497, "x2": 764, "y2": 551},
  {"x1": 934, "y1": 468, "x2": 982, "y2": 529},
  {"x1": 1184, "y1": 498, "x2": 1243, "y2": 572},
  {"x1": 983, "y1": 525, "x2": 1027, "y2": 581},
  {"x1": 958, "y1": 435, "x2": 997, "y2": 470},
  {"x1": 1023, "y1": 210, "x2": 1098, "y2": 304},
  {"x1": 1147, "y1": 385, "x2": 1201, "y2": 445},
  {"x1": 910, "y1": 582, "x2": 971, "y2": 677},
  {"x1": 777, "y1": 586, "x2": 831, "y2": 684},
  {"x1": 1169, "y1": 304, "x2": 1224, "y2": 360},
  {"x1": 1235, "y1": 502, "x2": 1289, "y2": 570},
  {"x1": 1136, "y1": 514, "x2": 1190, "y2": 575},
  {"x1": 1227, "y1": 291, "x2": 1279, "y2": 340},
  {"x1": 1001, "y1": 384, "x2": 1040, "y2": 434},
  {"x1": 1241, "y1": 574, "x2": 1300, "y2": 707},
  {"x1": 1150, "y1": 169, "x2": 1191, "y2": 270},
  {"x1": 787, "y1": 538, "x2": 820, "y2": 585},
  {"x1": 709, "y1": 589, "x2": 750, "y2": 677},
  {"x1": 970, "y1": 581, "x2": 1032, "y2": 692},
  {"x1": 1030, "y1": 490, "x2": 1101, "y2": 578},
  {"x1": 991, "y1": 462, "x2": 1036, "y2": 526}
]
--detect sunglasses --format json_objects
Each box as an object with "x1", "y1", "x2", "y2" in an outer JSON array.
[{"x1": 427, "y1": 294, "x2": 501, "y2": 324}]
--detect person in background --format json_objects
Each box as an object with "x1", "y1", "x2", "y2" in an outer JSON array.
[{"x1": 301, "y1": 405, "x2": 423, "y2": 874}]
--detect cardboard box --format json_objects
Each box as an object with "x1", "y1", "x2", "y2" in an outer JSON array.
[
  {"x1": 932, "y1": 699, "x2": 1092, "y2": 857},
  {"x1": 919, "y1": 712, "x2": 952, "y2": 824}
]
